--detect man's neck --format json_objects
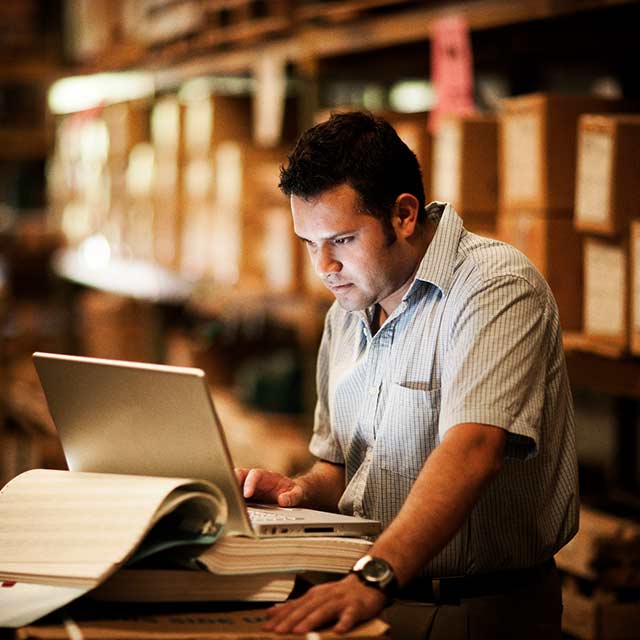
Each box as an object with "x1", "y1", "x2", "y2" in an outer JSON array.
[{"x1": 377, "y1": 221, "x2": 436, "y2": 322}]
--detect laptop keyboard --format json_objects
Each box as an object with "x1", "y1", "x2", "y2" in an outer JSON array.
[{"x1": 247, "y1": 507, "x2": 304, "y2": 522}]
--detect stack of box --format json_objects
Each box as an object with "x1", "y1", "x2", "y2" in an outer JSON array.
[
  {"x1": 498, "y1": 94, "x2": 625, "y2": 332},
  {"x1": 180, "y1": 93, "x2": 252, "y2": 281},
  {"x1": 574, "y1": 114, "x2": 640, "y2": 353},
  {"x1": 101, "y1": 100, "x2": 150, "y2": 254},
  {"x1": 431, "y1": 112, "x2": 498, "y2": 234},
  {"x1": 179, "y1": 92, "x2": 301, "y2": 294}
]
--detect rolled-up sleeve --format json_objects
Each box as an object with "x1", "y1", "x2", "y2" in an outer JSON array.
[{"x1": 439, "y1": 275, "x2": 549, "y2": 459}]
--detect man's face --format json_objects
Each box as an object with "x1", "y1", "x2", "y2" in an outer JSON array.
[{"x1": 291, "y1": 184, "x2": 411, "y2": 312}]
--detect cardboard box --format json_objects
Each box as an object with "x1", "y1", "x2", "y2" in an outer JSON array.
[
  {"x1": 583, "y1": 236, "x2": 630, "y2": 349},
  {"x1": 575, "y1": 114, "x2": 640, "y2": 237},
  {"x1": 385, "y1": 111, "x2": 432, "y2": 197},
  {"x1": 562, "y1": 582, "x2": 640, "y2": 640},
  {"x1": 101, "y1": 100, "x2": 150, "y2": 159},
  {"x1": 261, "y1": 205, "x2": 304, "y2": 294},
  {"x1": 152, "y1": 157, "x2": 184, "y2": 270},
  {"x1": 498, "y1": 210, "x2": 582, "y2": 331},
  {"x1": 432, "y1": 113, "x2": 498, "y2": 224},
  {"x1": 631, "y1": 220, "x2": 640, "y2": 355},
  {"x1": 77, "y1": 290, "x2": 158, "y2": 362},
  {"x1": 499, "y1": 93, "x2": 623, "y2": 211},
  {"x1": 184, "y1": 94, "x2": 253, "y2": 157},
  {"x1": 151, "y1": 94, "x2": 184, "y2": 155}
]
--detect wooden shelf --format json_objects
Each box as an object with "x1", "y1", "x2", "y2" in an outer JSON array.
[
  {"x1": 565, "y1": 334, "x2": 640, "y2": 399},
  {"x1": 66, "y1": 0, "x2": 639, "y2": 85}
]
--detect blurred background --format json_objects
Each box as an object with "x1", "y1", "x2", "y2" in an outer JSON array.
[{"x1": 1, "y1": 1, "x2": 640, "y2": 636}]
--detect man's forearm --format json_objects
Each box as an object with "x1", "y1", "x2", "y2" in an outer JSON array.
[
  {"x1": 370, "y1": 422, "x2": 506, "y2": 586},
  {"x1": 295, "y1": 460, "x2": 345, "y2": 512}
]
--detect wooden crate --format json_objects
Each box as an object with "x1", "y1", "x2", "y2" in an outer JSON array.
[
  {"x1": 432, "y1": 113, "x2": 498, "y2": 225},
  {"x1": 575, "y1": 115, "x2": 640, "y2": 237},
  {"x1": 556, "y1": 505, "x2": 640, "y2": 640},
  {"x1": 632, "y1": 220, "x2": 640, "y2": 356},
  {"x1": 498, "y1": 209, "x2": 582, "y2": 331},
  {"x1": 499, "y1": 93, "x2": 624, "y2": 211},
  {"x1": 583, "y1": 236, "x2": 630, "y2": 351}
]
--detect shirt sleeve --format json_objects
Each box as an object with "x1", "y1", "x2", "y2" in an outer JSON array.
[
  {"x1": 309, "y1": 307, "x2": 345, "y2": 464},
  {"x1": 439, "y1": 274, "x2": 550, "y2": 459}
]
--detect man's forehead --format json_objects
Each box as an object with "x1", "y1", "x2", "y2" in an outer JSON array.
[{"x1": 291, "y1": 197, "x2": 376, "y2": 239}]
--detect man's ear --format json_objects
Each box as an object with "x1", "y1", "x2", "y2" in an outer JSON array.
[{"x1": 393, "y1": 193, "x2": 420, "y2": 237}]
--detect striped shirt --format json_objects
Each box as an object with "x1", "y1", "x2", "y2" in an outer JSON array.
[{"x1": 310, "y1": 202, "x2": 579, "y2": 576}]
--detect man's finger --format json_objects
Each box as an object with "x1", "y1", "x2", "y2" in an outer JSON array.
[
  {"x1": 277, "y1": 484, "x2": 303, "y2": 507},
  {"x1": 332, "y1": 604, "x2": 360, "y2": 633},
  {"x1": 272, "y1": 598, "x2": 333, "y2": 633},
  {"x1": 242, "y1": 468, "x2": 264, "y2": 498}
]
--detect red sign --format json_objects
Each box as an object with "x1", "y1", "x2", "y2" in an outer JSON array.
[{"x1": 429, "y1": 14, "x2": 475, "y2": 132}]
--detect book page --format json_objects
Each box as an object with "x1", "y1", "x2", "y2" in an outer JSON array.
[
  {"x1": 575, "y1": 130, "x2": 612, "y2": 226},
  {"x1": 0, "y1": 581, "x2": 90, "y2": 628},
  {"x1": 199, "y1": 536, "x2": 372, "y2": 575},
  {"x1": 0, "y1": 469, "x2": 224, "y2": 587}
]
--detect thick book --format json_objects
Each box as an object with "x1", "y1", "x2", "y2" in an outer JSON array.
[
  {"x1": 198, "y1": 536, "x2": 373, "y2": 575},
  {"x1": 0, "y1": 468, "x2": 372, "y2": 627},
  {"x1": 91, "y1": 569, "x2": 296, "y2": 603},
  {"x1": 0, "y1": 468, "x2": 226, "y2": 589}
]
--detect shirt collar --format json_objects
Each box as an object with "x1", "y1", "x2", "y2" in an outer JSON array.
[{"x1": 409, "y1": 201, "x2": 463, "y2": 298}]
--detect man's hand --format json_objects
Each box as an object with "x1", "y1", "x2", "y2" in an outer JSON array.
[
  {"x1": 234, "y1": 468, "x2": 304, "y2": 507},
  {"x1": 263, "y1": 573, "x2": 386, "y2": 634}
]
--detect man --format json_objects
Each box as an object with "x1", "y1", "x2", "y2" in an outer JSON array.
[{"x1": 235, "y1": 111, "x2": 578, "y2": 639}]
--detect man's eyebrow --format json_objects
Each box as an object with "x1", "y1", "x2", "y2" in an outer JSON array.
[{"x1": 295, "y1": 230, "x2": 358, "y2": 242}]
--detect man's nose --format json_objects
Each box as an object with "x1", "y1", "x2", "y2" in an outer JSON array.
[{"x1": 315, "y1": 245, "x2": 342, "y2": 276}]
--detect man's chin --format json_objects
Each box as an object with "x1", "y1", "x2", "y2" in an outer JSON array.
[{"x1": 332, "y1": 290, "x2": 371, "y2": 312}]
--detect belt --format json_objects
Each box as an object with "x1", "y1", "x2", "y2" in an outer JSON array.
[{"x1": 397, "y1": 558, "x2": 556, "y2": 604}]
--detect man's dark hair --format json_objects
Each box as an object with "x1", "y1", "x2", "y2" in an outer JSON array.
[{"x1": 279, "y1": 111, "x2": 426, "y2": 235}]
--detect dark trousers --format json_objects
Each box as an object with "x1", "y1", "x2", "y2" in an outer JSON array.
[{"x1": 381, "y1": 561, "x2": 563, "y2": 640}]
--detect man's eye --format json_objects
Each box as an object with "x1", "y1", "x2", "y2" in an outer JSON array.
[{"x1": 333, "y1": 237, "x2": 353, "y2": 245}]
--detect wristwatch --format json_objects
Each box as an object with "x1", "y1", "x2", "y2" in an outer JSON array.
[{"x1": 351, "y1": 554, "x2": 398, "y2": 598}]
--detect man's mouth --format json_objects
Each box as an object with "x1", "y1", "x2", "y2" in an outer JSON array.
[{"x1": 326, "y1": 282, "x2": 353, "y2": 292}]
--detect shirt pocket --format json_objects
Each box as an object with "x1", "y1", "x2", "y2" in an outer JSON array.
[{"x1": 377, "y1": 383, "x2": 441, "y2": 479}]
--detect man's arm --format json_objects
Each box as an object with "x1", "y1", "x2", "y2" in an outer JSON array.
[
  {"x1": 235, "y1": 459, "x2": 345, "y2": 511},
  {"x1": 263, "y1": 421, "x2": 506, "y2": 635}
]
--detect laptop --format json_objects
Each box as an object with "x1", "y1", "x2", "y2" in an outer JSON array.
[{"x1": 32, "y1": 352, "x2": 381, "y2": 539}]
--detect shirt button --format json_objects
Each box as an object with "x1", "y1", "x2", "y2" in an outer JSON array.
[{"x1": 368, "y1": 386, "x2": 377, "y2": 396}]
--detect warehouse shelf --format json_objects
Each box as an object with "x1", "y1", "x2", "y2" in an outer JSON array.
[{"x1": 67, "y1": 0, "x2": 639, "y2": 85}]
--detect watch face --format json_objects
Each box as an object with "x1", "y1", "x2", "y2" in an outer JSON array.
[{"x1": 362, "y1": 558, "x2": 392, "y2": 582}]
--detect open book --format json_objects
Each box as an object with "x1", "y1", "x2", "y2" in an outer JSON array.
[{"x1": 0, "y1": 468, "x2": 372, "y2": 627}]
